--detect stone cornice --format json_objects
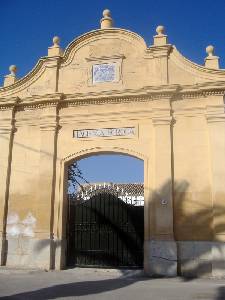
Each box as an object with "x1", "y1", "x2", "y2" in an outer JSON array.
[
  {"x1": 0, "y1": 99, "x2": 18, "y2": 133},
  {"x1": 173, "y1": 81, "x2": 225, "y2": 100},
  {"x1": 62, "y1": 86, "x2": 177, "y2": 107},
  {"x1": 0, "y1": 97, "x2": 21, "y2": 110},
  {"x1": 0, "y1": 82, "x2": 224, "y2": 110},
  {"x1": 146, "y1": 44, "x2": 172, "y2": 58},
  {"x1": 16, "y1": 93, "x2": 64, "y2": 111}
]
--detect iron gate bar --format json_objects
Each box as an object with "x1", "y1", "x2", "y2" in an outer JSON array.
[{"x1": 67, "y1": 187, "x2": 144, "y2": 268}]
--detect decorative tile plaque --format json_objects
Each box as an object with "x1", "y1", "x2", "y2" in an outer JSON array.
[
  {"x1": 74, "y1": 127, "x2": 135, "y2": 139},
  {"x1": 92, "y1": 63, "x2": 116, "y2": 83}
]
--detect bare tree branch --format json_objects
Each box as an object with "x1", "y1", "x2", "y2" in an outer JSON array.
[{"x1": 68, "y1": 162, "x2": 89, "y2": 196}]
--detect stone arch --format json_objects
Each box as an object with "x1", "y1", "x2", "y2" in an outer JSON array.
[{"x1": 63, "y1": 146, "x2": 147, "y2": 164}]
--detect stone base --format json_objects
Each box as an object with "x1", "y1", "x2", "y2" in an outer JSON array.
[
  {"x1": 0, "y1": 238, "x2": 4, "y2": 265},
  {"x1": 54, "y1": 238, "x2": 67, "y2": 270},
  {"x1": 4, "y1": 237, "x2": 225, "y2": 277},
  {"x1": 144, "y1": 240, "x2": 177, "y2": 277},
  {"x1": 178, "y1": 241, "x2": 225, "y2": 278},
  {"x1": 5, "y1": 237, "x2": 52, "y2": 269}
]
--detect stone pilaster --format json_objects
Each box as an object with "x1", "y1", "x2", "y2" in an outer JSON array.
[
  {"x1": 206, "y1": 101, "x2": 225, "y2": 277},
  {"x1": 35, "y1": 103, "x2": 59, "y2": 269},
  {"x1": 145, "y1": 100, "x2": 177, "y2": 276},
  {"x1": 0, "y1": 98, "x2": 18, "y2": 265},
  {"x1": 149, "y1": 26, "x2": 171, "y2": 85},
  {"x1": 206, "y1": 103, "x2": 225, "y2": 240},
  {"x1": 150, "y1": 45, "x2": 171, "y2": 85}
]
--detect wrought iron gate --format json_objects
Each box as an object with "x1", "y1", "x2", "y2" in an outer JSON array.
[{"x1": 67, "y1": 187, "x2": 144, "y2": 267}]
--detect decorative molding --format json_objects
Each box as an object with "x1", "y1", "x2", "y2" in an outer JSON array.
[
  {"x1": 0, "y1": 97, "x2": 19, "y2": 133},
  {"x1": 62, "y1": 146, "x2": 147, "y2": 163},
  {"x1": 0, "y1": 114, "x2": 15, "y2": 134},
  {"x1": 0, "y1": 97, "x2": 21, "y2": 110},
  {"x1": 0, "y1": 28, "x2": 145, "y2": 98},
  {"x1": 206, "y1": 105, "x2": 225, "y2": 123},
  {"x1": 173, "y1": 107, "x2": 205, "y2": 119},
  {"x1": 85, "y1": 54, "x2": 125, "y2": 62},
  {"x1": 40, "y1": 108, "x2": 60, "y2": 131},
  {"x1": 86, "y1": 54, "x2": 124, "y2": 87},
  {"x1": 40, "y1": 116, "x2": 60, "y2": 131},
  {"x1": 0, "y1": 83, "x2": 224, "y2": 112},
  {"x1": 152, "y1": 108, "x2": 172, "y2": 126},
  {"x1": 61, "y1": 28, "x2": 147, "y2": 68},
  {"x1": 0, "y1": 59, "x2": 51, "y2": 97},
  {"x1": 16, "y1": 93, "x2": 64, "y2": 111},
  {"x1": 59, "y1": 109, "x2": 153, "y2": 125},
  {"x1": 0, "y1": 121, "x2": 15, "y2": 135},
  {"x1": 147, "y1": 44, "x2": 172, "y2": 58},
  {"x1": 15, "y1": 117, "x2": 40, "y2": 128},
  {"x1": 170, "y1": 46, "x2": 225, "y2": 81}
]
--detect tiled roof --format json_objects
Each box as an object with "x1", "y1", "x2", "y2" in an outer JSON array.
[{"x1": 77, "y1": 182, "x2": 144, "y2": 197}]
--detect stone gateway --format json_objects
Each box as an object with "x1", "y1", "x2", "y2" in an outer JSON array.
[{"x1": 0, "y1": 9, "x2": 225, "y2": 277}]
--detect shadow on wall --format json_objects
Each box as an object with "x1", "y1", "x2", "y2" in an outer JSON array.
[
  {"x1": 2, "y1": 179, "x2": 225, "y2": 280},
  {"x1": 173, "y1": 181, "x2": 225, "y2": 279}
]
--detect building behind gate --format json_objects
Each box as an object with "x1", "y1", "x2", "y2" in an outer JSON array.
[{"x1": 1, "y1": 10, "x2": 225, "y2": 277}]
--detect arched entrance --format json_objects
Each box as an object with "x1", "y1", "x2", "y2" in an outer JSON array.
[{"x1": 56, "y1": 148, "x2": 149, "y2": 270}]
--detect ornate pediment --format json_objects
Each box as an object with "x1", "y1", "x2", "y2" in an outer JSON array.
[{"x1": 1, "y1": 9, "x2": 225, "y2": 102}]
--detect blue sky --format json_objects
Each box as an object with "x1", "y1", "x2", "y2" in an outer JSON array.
[
  {"x1": 78, "y1": 155, "x2": 144, "y2": 184},
  {"x1": 1, "y1": 0, "x2": 225, "y2": 83},
  {"x1": 1, "y1": 0, "x2": 225, "y2": 183}
]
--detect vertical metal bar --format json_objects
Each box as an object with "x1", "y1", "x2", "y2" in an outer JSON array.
[{"x1": 90, "y1": 193, "x2": 92, "y2": 266}]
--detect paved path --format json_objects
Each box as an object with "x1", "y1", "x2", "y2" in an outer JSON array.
[{"x1": 0, "y1": 268, "x2": 225, "y2": 300}]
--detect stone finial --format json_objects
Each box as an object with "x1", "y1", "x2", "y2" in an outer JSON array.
[
  {"x1": 9, "y1": 65, "x2": 17, "y2": 76},
  {"x1": 205, "y1": 45, "x2": 219, "y2": 69},
  {"x1": 156, "y1": 25, "x2": 165, "y2": 36},
  {"x1": 154, "y1": 25, "x2": 168, "y2": 46},
  {"x1": 206, "y1": 45, "x2": 216, "y2": 57},
  {"x1": 100, "y1": 9, "x2": 114, "y2": 29},
  {"x1": 48, "y1": 35, "x2": 63, "y2": 57},
  {"x1": 53, "y1": 36, "x2": 60, "y2": 47},
  {"x1": 4, "y1": 65, "x2": 18, "y2": 87}
]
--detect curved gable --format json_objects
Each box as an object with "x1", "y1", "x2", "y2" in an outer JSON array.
[
  {"x1": 168, "y1": 46, "x2": 225, "y2": 84},
  {"x1": 1, "y1": 23, "x2": 225, "y2": 100},
  {"x1": 0, "y1": 28, "x2": 148, "y2": 98},
  {"x1": 58, "y1": 28, "x2": 148, "y2": 94}
]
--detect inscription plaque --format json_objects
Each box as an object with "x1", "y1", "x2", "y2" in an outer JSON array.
[
  {"x1": 74, "y1": 127, "x2": 135, "y2": 139},
  {"x1": 92, "y1": 63, "x2": 116, "y2": 83}
]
